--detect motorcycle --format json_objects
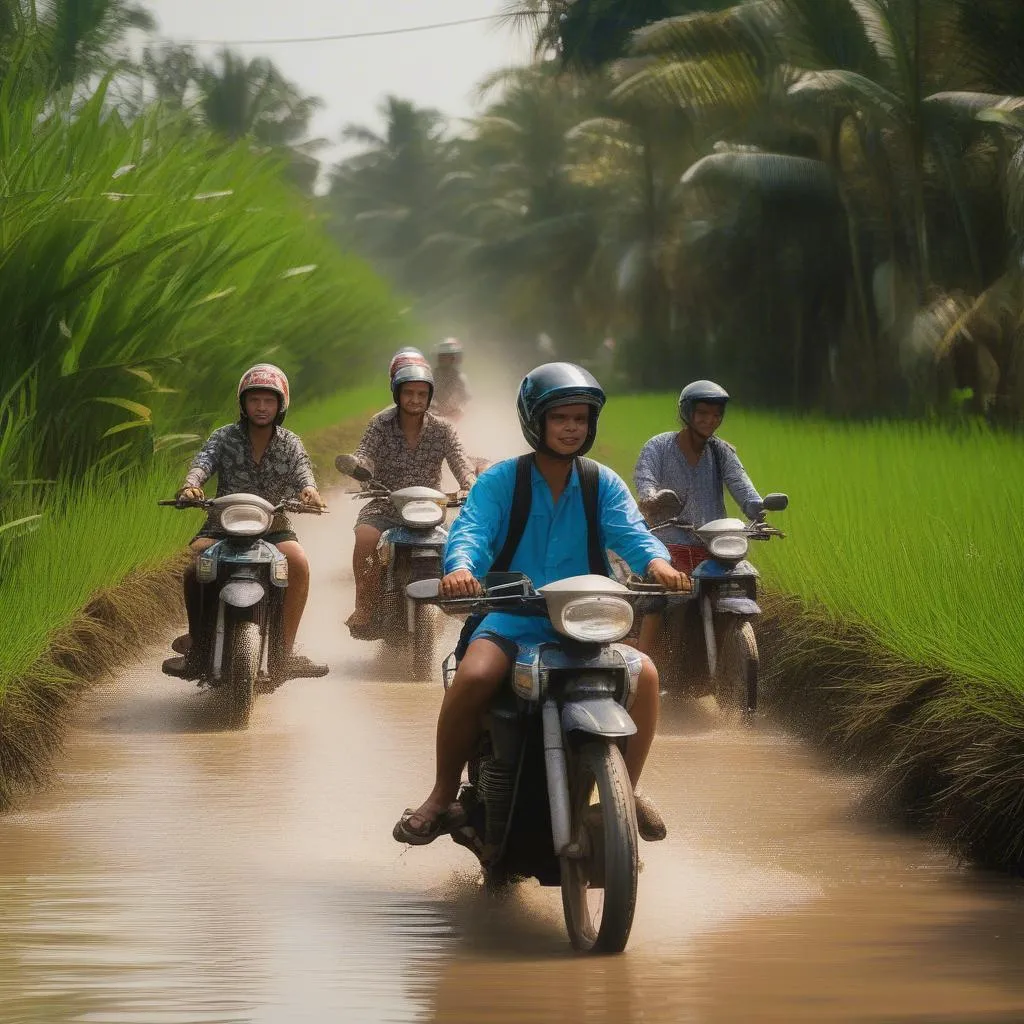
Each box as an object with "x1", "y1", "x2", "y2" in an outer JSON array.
[
  {"x1": 634, "y1": 491, "x2": 788, "y2": 714},
  {"x1": 159, "y1": 493, "x2": 326, "y2": 728},
  {"x1": 407, "y1": 571, "x2": 685, "y2": 954},
  {"x1": 336, "y1": 453, "x2": 464, "y2": 680}
]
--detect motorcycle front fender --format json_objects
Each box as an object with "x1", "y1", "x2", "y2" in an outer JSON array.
[
  {"x1": 561, "y1": 699, "x2": 637, "y2": 739},
  {"x1": 716, "y1": 597, "x2": 761, "y2": 616},
  {"x1": 220, "y1": 579, "x2": 266, "y2": 608}
]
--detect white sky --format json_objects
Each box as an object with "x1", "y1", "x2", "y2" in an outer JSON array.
[{"x1": 138, "y1": 0, "x2": 534, "y2": 167}]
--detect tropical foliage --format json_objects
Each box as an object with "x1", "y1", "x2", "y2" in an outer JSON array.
[
  {"x1": 0, "y1": 9, "x2": 401, "y2": 553},
  {"x1": 330, "y1": 0, "x2": 1024, "y2": 421}
]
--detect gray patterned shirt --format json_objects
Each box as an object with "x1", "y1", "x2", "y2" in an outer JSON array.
[
  {"x1": 634, "y1": 432, "x2": 762, "y2": 545},
  {"x1": 354, "y1": 407, "x2": 474, "y2": 523},
  {"x1": 184, "y1": 422, "x2": 316, "y2": 534}
]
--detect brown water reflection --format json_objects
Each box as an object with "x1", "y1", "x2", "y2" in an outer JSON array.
[{"x1": 1, "y1": 505, "x2": 1022, "y2": 1023}]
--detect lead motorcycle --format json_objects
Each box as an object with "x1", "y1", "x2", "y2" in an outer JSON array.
[
  {"x1": 633, "y1": 490, "x2": 788, "y2": 714},
  {"x1": 408, "y1": 571, "x2": 685, "y2": 954},
  {"x1": 336, "y1": 453, "x2": 464, "y2": 679},
  {"x1": 160, "y1": 493, "x2": 326, "y2": 728}
]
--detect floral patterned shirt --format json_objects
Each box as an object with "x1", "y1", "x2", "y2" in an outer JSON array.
[
  {"x1": 184, "y1": 421, "x2": 317, "y2": 534},
  {"x1": 354, "y1": 407, "x2": 475, "y2": 522}
]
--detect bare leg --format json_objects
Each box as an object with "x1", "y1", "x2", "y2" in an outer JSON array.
[
  {"x1": 275, "y1": 541, "x2": 309, "y2": 655},
  {"x1": 637, "y1": 612, "x2": 662, "y2": 659},
  {"x1": 624, "y1": 654, "x2": 660, "y2": 788},
  {"x1": 349, "y1": 525, "x2": 381, "y2": 626},
  {"x1": 404, "y1": 638, "x2": 511, "y2": 829},
  {"x1": 182, "y1": 538, "x2": 216, "y2": 645}
]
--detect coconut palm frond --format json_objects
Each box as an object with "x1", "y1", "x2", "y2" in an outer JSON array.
[
  {"x1": 629, "y1": 4, "x2": 778, "y2": 62},
  {"x1": 681, "y1": 150, "x2": 836, "y2": 200},
  {"x1": 788, "y1": 68, "x2": 906, "y2": 123}
]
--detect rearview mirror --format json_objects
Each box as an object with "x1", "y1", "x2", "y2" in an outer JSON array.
[
  {"x1": 406, "y1": 578, "x2": 440, "y2": 601},
  {"x1": 762, "y1": 492, "x2": 789, "y2": 512},
  {"x1": 335, "y1": 453, "x2": 371, "y2": 482}
]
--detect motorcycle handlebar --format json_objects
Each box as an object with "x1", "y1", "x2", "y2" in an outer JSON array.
[{"x1": 158, "y1": 498, "x2": 328, "y2": 514}]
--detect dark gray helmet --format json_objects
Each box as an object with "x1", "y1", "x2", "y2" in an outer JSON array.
[
  {"x1": 679, "y1": 379, "x2": 729, "y2": 425},
  {"x1": 392, "y1": 362, "x2": 434, "y2": 406},
  {"x1": 517, "y1": 362, "x2": 606, "y2": 457}
]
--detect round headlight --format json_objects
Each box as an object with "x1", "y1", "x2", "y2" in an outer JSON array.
[
  {"x1": 401, "y1": 500, "x2": 444, "y2": 528},
  {"x1": 220, "y1": 503, "x2": 273, "y2": 536},
  {"x1": 559, "y1": 596, "x2": 634, "y2": 643},
  {"x1": 708, "y1": 534, "x2": 748, "y2": 560}
]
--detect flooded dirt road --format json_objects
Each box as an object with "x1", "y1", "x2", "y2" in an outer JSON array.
[{"x1": 2, "y1": 501, "x2": 1023, "y2": 1023}]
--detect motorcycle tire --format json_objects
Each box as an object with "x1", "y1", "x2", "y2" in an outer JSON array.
[
  {"x1": 411, "y1": 600, "x2": 436, "y2": 682},
  {"x1": 267, "y1": 609, "x2": 286, "y2": 689},
  {"x1": 225, "y1": 618, "x2": 259, "y2": 729},
  {"x1": 560, "y1": 741, "x2": 638, "y2": 954},
  {"x1": 715, "y1": 618, "x2": 758, "y2": 716}
]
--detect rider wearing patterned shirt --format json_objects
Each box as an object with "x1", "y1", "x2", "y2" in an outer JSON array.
[
  {"x1": 345, "y1": 361, "x2": 476, "y2": 638},
  {"x1": 163, "y1": 363, "x2": 328, "y2": 681}
]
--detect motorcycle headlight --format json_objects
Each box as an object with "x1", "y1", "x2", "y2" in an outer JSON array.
[
  {"x1": 401, "y1": 500, "x2": 444, "y2": 528},
  {"x1": 219, "y1": 503, "x2": 273, "y2": 536},
  {"x1": 557, "y1": 596, "x2": 634, "y2": 643},
  {"x1": 708, "y1": 535, "x2": 748, "y2": 561}
]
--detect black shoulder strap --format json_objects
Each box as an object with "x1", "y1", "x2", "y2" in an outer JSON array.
[
  {"x1": 576, "y1": 457, "x2": 609, "y2": 576},
  {"x1": 709, "y1": 435, "x2": 724, "y2": 489},
  {"x1": 490, "y1": 454, "x2": 534, "y2": 573}
]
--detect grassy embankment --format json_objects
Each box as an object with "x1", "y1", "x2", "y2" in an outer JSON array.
[
  {"x1": 0, "y1": 71, "x2": 406, "y2": 805},
  {"x1": 595, "y1": 396, "x2": 1024, "y2": 870}
]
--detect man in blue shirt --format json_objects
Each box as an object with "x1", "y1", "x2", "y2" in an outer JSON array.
[{"x1": 393, "y1": 363, "x2": 690, "y2": 847}]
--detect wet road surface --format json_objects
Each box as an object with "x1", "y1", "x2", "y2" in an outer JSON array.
[{"x1": 1, "y1": 501, "x2": 1023, "y2": 1023}]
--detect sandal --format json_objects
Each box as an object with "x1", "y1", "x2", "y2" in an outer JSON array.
[
  {"x1": 283, "y1": 654, "x2": 329, "y2": 680},
  {"x1": 392, "y1": 803, "x2": 467, "y2": 846},
  {"x1": 345, "y1": 611, "x2": 382, "y2": 641},
  {"x1": 634, "y1": 789, "x2": 667, "y2": 842}
]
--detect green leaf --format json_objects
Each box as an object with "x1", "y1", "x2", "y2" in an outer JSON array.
[{"x1": 92, "y1": 396, "x2": 153, "y2": 420}]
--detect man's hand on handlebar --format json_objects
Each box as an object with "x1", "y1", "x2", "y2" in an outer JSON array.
[
  {"x1": 299, "y1": 486, "x2": 326, "y2": 509},
  {"x1": 177, "y1": 486, "x2": 205, "y2": 502},
  {"x1": 439, "y1": 568, "x2": 484, "y2": 599},
  {"x1": 647, "y1": 557, "x2": 692, "y2": 593}
]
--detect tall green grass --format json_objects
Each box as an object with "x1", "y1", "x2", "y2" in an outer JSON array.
[
  {"x1": 595, "y1": 397, "x2": 1024, "y2": 692},
  {"x1": 0, "y1": 76, "x2": 403, "y2": 497}
]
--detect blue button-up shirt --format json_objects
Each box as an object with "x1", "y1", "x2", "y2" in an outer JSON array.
[{"x1": 444, "y1": 457, "x2": 669, "y2": 646}]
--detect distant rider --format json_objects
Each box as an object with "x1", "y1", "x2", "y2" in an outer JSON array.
[
  {"x1": 345, "y1": 360, "x2": 476, "y2": 638},
  {"x1": 431, "y1": 337, "x2": 471, "y2": 419},
  {"x1": 633, "y1": 380, "x2": 764, "y2": 653},
  {"x1": 392, "y1": 362, "x2": 690, "y2": 848},
  {"x1": 163, "y1": 363, "x2": 328, "y2": 680}
]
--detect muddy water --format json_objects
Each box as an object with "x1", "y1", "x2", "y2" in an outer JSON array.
[{"x1": 2, "y1": 503, "x2": 1023, "y2": 1023}]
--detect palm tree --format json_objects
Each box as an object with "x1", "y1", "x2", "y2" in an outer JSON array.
[
  {"x1": 47, "y1": 0, "x2": 156, "y2": 87},
  {"x1": 329, "y1": 96, "x2": 453, "y2": 293}
]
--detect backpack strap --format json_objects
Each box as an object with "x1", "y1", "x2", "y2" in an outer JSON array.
[
  {"x1": 490, "y1": 454, "x2": 534, "y2": 573},
  {"x1": 575, "y1": 456, "x2": 609, "y2": 576},
  {"x1": 708, "y1": 435, "x2": 725, "y2": 491},
  {"x1": 489, "y1": 454, "x2": 608, "y2": 577}
]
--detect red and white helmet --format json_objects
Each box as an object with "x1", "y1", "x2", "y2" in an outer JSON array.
[
  {"x1": 238, "y1": 363, "x2": 290, "y2": 424},
  {"x1": 388, "y1": 346, "x2": 429, "y2": 379}
]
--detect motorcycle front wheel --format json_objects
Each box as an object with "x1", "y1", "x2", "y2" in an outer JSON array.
[
  {"x1": 715, "y1": 618, "x2": 759, "y2": 716},
  {"x1": 410, "y1": 599, "x2": 436, "y2": 682},
  {"x1": 225, "y1": 618, "x2": 259, "y2": 729},
  {"x1": 560, "y1": 741, "x2": 638, "y2": 954}
]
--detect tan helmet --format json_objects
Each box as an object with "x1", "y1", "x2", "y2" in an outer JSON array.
[{"x1": 238, "y1": 363, "x2": 290, "y2": 424}]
